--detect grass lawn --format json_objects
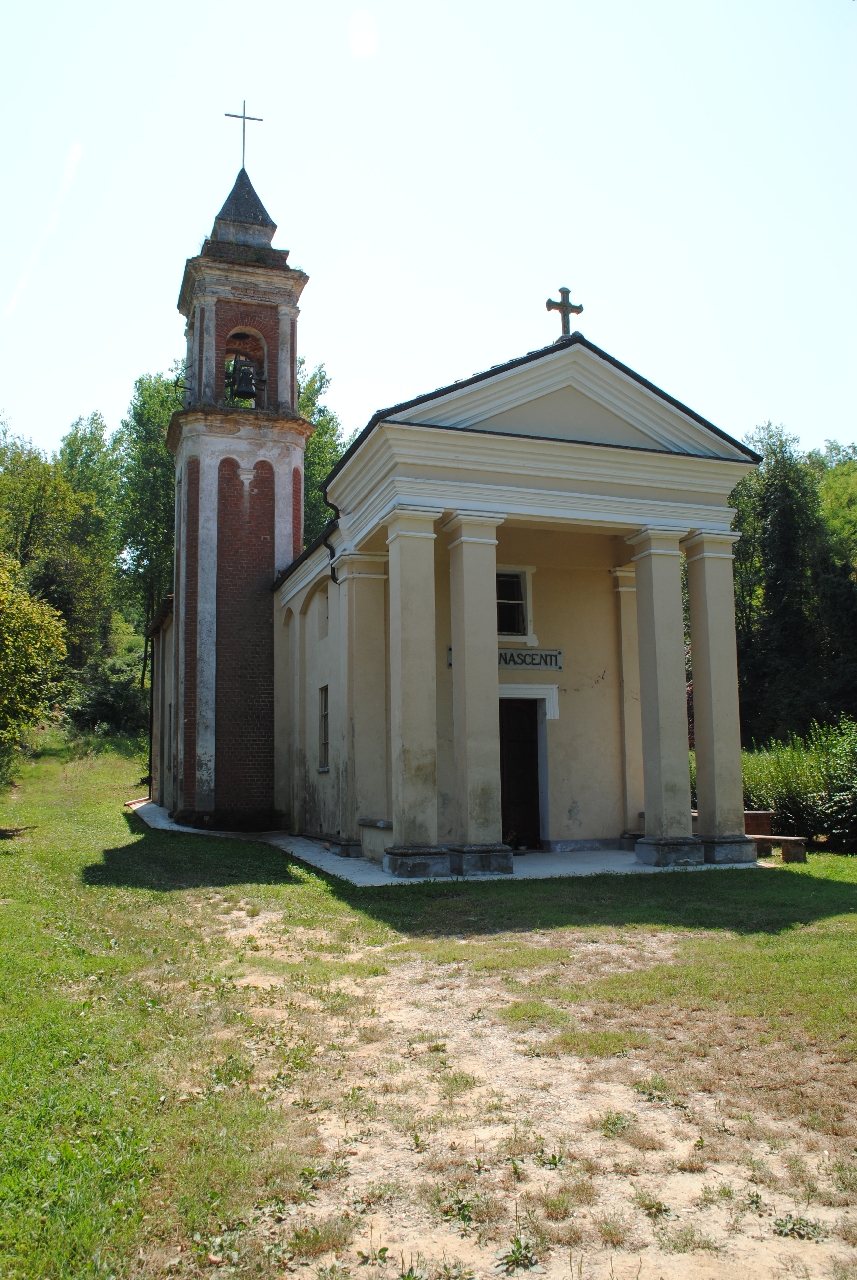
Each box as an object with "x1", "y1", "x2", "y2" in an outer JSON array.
[{"x1": 2, "y1": 740, "x2": 857, "y2": 1279}]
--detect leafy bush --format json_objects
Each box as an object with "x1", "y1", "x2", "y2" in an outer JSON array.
[
  {"x1": 0, "y1": 553, "x2": 66, "y2": 780},
  {"x1": 64, "y1": 650, "x2": 148, "y2": 734},
  {"x1": 740, "y1": 718, "x2": 857, "y2": 849}
]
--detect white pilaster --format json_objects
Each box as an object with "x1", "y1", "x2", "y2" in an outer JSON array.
[
  {"x1": 201, "y1": 296, "x2": 217, "y2": 403},
  {"x1": 443, "y1": 511, "x2": 505, "y2": 845},
  {"x1": 338, "y1": 554, "x2": 390, "y2": 838},
  {"x1": 195, "y1": 449, "x2": 218, "y2": 809},
  {"x1": 277, "y1": 304, "x2": 296, "y2": 412},
  {"x1": 626, "y1": 527, "x2": 697, "y2": 862},
  {"x1": 387, "y1": 508, "x2": 442, "y2": 848},
  {"x1": 611, "y1": 566, "x2": 645, "y2": 835}
]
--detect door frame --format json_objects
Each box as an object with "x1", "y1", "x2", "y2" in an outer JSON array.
[{"x1": 498, "y1": 683, "x2": 557, "y2": 845}]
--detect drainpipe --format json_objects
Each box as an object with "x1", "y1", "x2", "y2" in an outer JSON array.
[{"x1": 321, "y1": 488, "x2": 340, "y2": 584}]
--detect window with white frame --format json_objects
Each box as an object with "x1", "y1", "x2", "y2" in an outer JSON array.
[
  {"x1": 319, "y1": 686, "x2": 329, "y2": 769},
  {"x1": 497, "y1": 571, "x2": 527, "y2": 636}
]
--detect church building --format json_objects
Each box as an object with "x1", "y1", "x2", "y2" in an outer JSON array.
[{"x1": 148, "y1": 170, "x2": 759, "y2": 876}]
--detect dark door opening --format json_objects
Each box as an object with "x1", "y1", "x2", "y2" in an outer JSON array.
[{"x1": 500, "y1": 698, "x2": 541, "y2": 850}]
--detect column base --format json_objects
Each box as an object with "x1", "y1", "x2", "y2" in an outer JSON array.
[
  {"x1": 383, "y1": 847, "x2": 452, "y2": 878},
  {"x1": 702, "y1": 836, "x2": 758, "y2": 864},
  {"x1": 635, "y1": 836, "x2": 703, "y2": 867},
  {"x1": 447, "y1": 844, "x2": 513, "y2": 875}
]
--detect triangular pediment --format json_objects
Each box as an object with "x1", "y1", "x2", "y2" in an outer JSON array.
[{"x1": 385, "y1": 336, "x2": 754, "y2": 462}]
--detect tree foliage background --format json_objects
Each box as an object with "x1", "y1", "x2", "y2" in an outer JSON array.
[
  {"x1": 298, "y1": 358, "x2": 353, "y2": 547},
  {"x1": 0, "y1": 359, "x2": 350, "y2": 774},
  {"x1": 730, "y1": 424, "x2": 857, "y2": 746}
]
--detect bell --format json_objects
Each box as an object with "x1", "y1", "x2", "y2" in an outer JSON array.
[{"x1": 234, "y1": 362, "x2": 257, "y2": 399}]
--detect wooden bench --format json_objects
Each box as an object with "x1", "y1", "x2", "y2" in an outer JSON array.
[{"x1": 753, "y1": 836, "x2": 807, "y2": 863}]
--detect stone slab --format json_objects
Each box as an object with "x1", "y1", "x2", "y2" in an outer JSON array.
[{"x1": 126, "y1": 801, "x2": 762, "y2": 886}]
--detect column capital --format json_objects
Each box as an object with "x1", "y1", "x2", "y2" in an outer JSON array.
[
  {"x1": 441, "y1": 509, "x2": 506, "y2": 533},
  {"x1": 385, "y1": 506, "x2": 443, "y2": 544},
  {"x1": 442, "y1": 510, "x2": 506, "y2": 549},
  {"x1": 277, "y1": 302, "x2": 299, "y2": 317},
  {"x1": 610, "y1": 565, "x2": 636, "y2": 591},
  {"x1": 625, "y1": 526, "x2": 689, "y2": 560},
  {"x1": 336, "y1": 552, "x2": 389, "y2": 582},
  {"x1": 680, "y1": 530, "x2": 741, "y2": 561}
]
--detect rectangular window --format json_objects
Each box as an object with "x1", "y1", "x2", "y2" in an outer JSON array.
[
  {"x1": 497, "y1": 572, "x2": 527, "y2": 636},
  {"x1": 319, "y1": 686, "x2": 329, "y2": 769}
]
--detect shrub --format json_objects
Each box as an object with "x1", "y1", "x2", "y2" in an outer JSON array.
[
  {"x1": 739, "y1": 717, "x2": 857, "y2": 849},
  {"x1": 0, "y1": 553, "x2": 66, "y2": 780},
  {"x1": 64, "y1": 649, "x2": 149, "y2": 734}
]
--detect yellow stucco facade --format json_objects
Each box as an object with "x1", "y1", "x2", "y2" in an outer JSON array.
[{"x1": 272, "y1": 334, "x2": 759, "y2": 874}]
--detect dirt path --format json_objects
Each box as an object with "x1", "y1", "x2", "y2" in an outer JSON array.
[{"x1": 184, "y1": 902, "x2": 857, "y2": 1280}]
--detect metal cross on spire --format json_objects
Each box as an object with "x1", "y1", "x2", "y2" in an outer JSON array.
[
  {"x1": 546, "y1": 286, "x2": 583, "y2": 338},
  {"x1": 225, "y1": 100, "x2": 263, "y2": 169}
]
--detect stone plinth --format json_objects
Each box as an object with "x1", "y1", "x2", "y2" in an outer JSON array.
[
  {"x1": 447, "y1": 845, "x2": 513, "y2": 875},
  {"x1": 635, "y1": 837, "x2": 704, "y2": 867},
  {"x1": 382, "y1": 848, "x2": 452, "y2": 878}
]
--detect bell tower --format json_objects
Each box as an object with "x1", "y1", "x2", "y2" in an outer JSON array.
[{"x1": 168, "y1": 169, "x2": 312, "y2": 829}]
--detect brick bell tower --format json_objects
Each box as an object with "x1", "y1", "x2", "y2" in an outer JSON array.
[{"x1": 168, "y1": 168, "x2": 312, "y2": 829}]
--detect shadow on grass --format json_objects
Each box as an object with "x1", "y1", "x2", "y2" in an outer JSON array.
[{"x1": 80, "y1": 815, "x2": 857, "y2": 938}]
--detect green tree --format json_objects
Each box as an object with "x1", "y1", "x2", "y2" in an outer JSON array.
[
  {"x1": 0, "y1": 423, "x2": 116, "y2": 667},
  {"x1": 298, "y1": 358, "x2": 351, "y2": 547},
  {"x1": 731, "y1": 423, "x2": 857, "y2": 744},
  {"x1": 0, "y1": 553, "x2": 66, "y2": 779},
  {"x1": 806, "y1": 441, "x2": 857, "y2": 568},
  {"x1": 116, "y1": 369, "x2": 182, "y2": 673}
]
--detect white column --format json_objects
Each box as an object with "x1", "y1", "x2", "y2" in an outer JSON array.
[
  {"x1": 195, "y1": 449, "x2": 218, "y2": 810},
  {"x1": 201, "y1": 295, "x2": 217, "y2": 403},
  {"x1": 682, "y1": 531, "x2": 754, "y2": 862},
  {"x1": 387, "y1": 508, "x2": 442, "y2": 850},
  {"x1": 626, "y1": 527, "x2": 699, "y2": 865},
  {"x1": 277, "y1": 304, "x2": 296, "y2": 411},
  {"x1": 443, "y1": 512, "x2": 505, "y2": 847},
  {"x1": 611, "y1": 566, "x2": 645, "y2": 836}
]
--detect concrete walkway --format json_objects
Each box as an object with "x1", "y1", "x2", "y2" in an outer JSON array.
[{"x1": 126, "y1": 799, "x2": 760, "y2": 886}]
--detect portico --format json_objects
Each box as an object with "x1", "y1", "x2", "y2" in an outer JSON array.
[{"x1": 273, "y1": 332, "x2": 758, "y2": 874}]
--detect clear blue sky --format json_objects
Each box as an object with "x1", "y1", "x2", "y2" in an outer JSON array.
[{"x1": 2, "y1": 0, "x2": 855, "y2": 456}]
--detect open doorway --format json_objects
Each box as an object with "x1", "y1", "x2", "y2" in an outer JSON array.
[{"x1": 499, "y1": 698, "x2": 541, "y2": 849}]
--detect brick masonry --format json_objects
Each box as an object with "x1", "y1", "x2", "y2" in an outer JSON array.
[
  {"x1": 214, "y1": 301, "x2": 280, "y2": 406},
  {"x1": 182, "y1": 456, "x2": 200, "y2": 809},
  {"x1": 215, "y1": 457, "x2": 275, "y2": 820},
  {"x1": 292, "y1": 466, "x2": 303, "y2": 560}
]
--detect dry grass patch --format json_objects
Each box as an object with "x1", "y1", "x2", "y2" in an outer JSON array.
[{"x1": 286, "y1": 1215, "x2": 354, "y2": 1260}]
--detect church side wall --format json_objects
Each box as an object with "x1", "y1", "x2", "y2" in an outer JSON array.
[{"x1": 293, "y1": 580, "x2": 344, "y2": 838}]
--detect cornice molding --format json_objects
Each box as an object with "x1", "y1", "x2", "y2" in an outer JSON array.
[{"x1": 327, "y1": 423, "x2": 742, "y2": 551}]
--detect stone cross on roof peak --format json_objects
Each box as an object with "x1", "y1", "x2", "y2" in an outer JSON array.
[{"x1": 546, "y1": 286, "x2": 583, "y2": 340}]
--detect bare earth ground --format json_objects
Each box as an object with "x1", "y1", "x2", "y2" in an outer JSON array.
[{"x1": 141, "y1": 894, "x2": 857, "y2": 1280}]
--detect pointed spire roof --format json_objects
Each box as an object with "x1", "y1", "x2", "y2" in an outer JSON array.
[{"x1": 212, "y1": 169, "x2": 277, "y2": 246}]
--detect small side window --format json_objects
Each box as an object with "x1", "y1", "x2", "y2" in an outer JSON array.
[
  {"x1": 319, "y1": 686, "x2": 329, "y2": 769},
  {"x1": 497, "y1": 572, "x2": 526, "y2": 636}
]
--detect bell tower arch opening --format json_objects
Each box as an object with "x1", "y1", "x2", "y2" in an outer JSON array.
[{"x1": 224, "y1": 328, "x2": 267, "y2": 408}]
